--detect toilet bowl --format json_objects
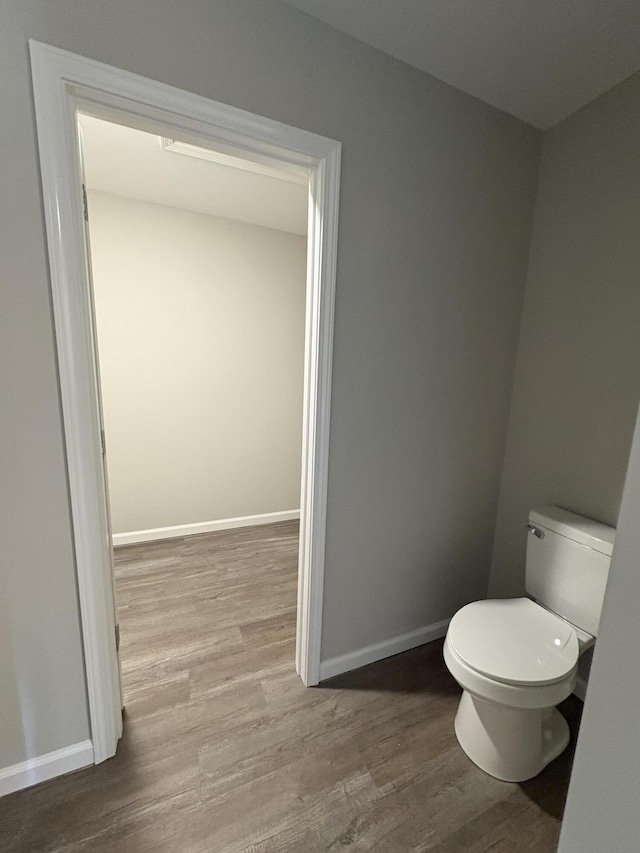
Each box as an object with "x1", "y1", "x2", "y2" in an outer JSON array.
[
  {"x1": 444, "y1": 597, "x2": 586, "y2": 781},
  {"x1": 444, "y1": 507, "x2": 615, "y2": 782}
]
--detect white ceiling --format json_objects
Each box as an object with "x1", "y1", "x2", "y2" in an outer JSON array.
[
  {"x1": 78, "y1": 115, "x2": 308, "y2": 235},
  {"x1": 283, "y1": 0, "x2": 640, "y2": 129}
]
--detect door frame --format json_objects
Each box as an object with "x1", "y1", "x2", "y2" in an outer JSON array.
[{"x1": 30, "y1": 41, "x2": 340, "y2": 763}]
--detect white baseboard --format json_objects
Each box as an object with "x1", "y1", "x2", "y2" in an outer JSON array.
[
  {"x1": 0, "y1": 740, "x2": 93, "y2": 797},
  {"x1": 573, "y1": 675, "x2": 587, "y2": 702},
  {"x1": 113, "y1": 510, "x2": 301, "y2": 547},
  {"x1": 319, "y1": 619, "x2": 451, "y2": 682}
]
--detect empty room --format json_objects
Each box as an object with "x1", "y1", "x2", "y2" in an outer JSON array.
[
  {"x1": 3, "y1": 2, "x2": 640, "y2": 851},
  {"x1": 79, "y1": 112, "x2": 309, "y2": 738}
]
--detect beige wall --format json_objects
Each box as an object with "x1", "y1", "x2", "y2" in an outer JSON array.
[
  {"x1": 0, "y1": 0, "x2": 539, "y2": 770},
  {"x1": 490, "y1": 69, "x2": 640, "y2": 599},
  {"x1": 88, "y1": 191, "x2": 306, "y2": 534}
]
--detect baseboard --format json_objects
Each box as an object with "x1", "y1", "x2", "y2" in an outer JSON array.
[
  {"x1": 319, "y1": 619, "x2": 451, "y2": 682},
  {"x1": 0, "y1": 740, "x2": 93, "y2": 797},
  {"x1": 573, "y1": 674, "x2": 588, "y2": 702},
  {"x1": 113, "y1": 510, "x2": 301, "y2": 547}
]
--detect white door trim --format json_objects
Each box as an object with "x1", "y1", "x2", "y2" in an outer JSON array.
[{"x1": 29, "y1": 41, "x2": 340, "y2": 763}]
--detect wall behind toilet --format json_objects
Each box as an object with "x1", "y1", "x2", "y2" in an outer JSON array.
[{"x1": 490, "y1": 68, "x2": 640, "y2": 600}]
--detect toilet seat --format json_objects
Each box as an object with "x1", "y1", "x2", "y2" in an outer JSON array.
[
  {"x1": 444, "y1": 636, "x2": 577, "y2": 710},
  {"x1": 447, "y1": 598, "x2": 579, "y2": 687}
]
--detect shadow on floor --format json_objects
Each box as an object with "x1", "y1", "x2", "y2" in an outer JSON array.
[
  {"x1": 321, "y1": 638, "x2": 583, "y2": 825},
  {"x1": 317, "y1": 639, "x2": 460, "y2": 697}
]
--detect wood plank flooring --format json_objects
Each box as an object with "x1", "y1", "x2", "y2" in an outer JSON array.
[{"x1": 0, "y1": 521, "x2": 581, "y2": 851}]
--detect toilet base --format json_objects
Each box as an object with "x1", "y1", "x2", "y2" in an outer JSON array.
[{"x1": 454, "y1": 689, "x2": 570, "y2": 782}]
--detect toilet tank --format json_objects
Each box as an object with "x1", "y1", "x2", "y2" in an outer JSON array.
[{"x1": 525, "y1": 506, "x2": 615, "y2": 637}]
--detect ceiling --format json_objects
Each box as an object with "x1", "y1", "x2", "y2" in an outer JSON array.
[
  {"x1": 78, "y1": 115, "x2": 308, "y2": 235},
  {"x1": 283, "y1": 0, "x2": 640, "y2": 129}
]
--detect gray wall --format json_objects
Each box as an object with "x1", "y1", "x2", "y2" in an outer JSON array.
[
  {"x1": 0, "y1": 0, "x2": 539, "y2": 769},
  {"x1": 558, "y1": 406, "x2": 640, "y2": 852},
  {"x1": 89, "y1": 192, "x2": 306, "y2": 534},
  {"x1": 489, "y1": 69, "x2": 640, "y2": 599}
]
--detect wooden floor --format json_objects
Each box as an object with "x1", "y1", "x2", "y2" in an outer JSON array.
[{"x1": 1, "y1": 521, "x2": 581, "y2": 852}]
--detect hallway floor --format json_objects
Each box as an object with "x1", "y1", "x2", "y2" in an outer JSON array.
[{"x1": 1, "y1": 521, "x2": 581, "y2": 851}]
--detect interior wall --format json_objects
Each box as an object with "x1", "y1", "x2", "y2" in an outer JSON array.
[
  {"x1": 558, "y1": 404, "x2": 640, "y2": 851},
  {"x1": 489, "y1": 68, "x2": 640, "y2": 600},
  {"x1": 0, "y1": 0, "x2": 539, "y2": 770},
  {"x1": 88, "y1": 191, "x2": 306, "y2": 535}
]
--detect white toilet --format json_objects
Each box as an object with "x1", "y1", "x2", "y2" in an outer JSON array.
[{"x1": 444, "y1": 506, "x2": 615, "y2": 782}]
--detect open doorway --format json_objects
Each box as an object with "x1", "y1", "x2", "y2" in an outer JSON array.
[
  {"x1": 79, "y1": 113, "x2": 309, "y2": 718},
  {"x1": 30, "y1": 40, "x2": 341, "y2": 764}
]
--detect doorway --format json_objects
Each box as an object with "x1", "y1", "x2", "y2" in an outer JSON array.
[
  {"x1": 80, "y1": 112, "x2": 309, "y2": 715},
  {"x1": 30, "y1": 40, "x2": 340, "y2": 763}
]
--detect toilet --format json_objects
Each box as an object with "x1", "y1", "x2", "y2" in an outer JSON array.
[{"x1": 444, "y1": 506, "x2": 615, "y2": 782}]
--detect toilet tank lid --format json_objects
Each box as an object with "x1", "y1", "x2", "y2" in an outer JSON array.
[{"x1": 529, "y1": 506, "x2": 615, "y2": 556}]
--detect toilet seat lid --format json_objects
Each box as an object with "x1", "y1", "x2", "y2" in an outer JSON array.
[{"x1": 447, "y1": 598, "x2": 579, "y2": 686}]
